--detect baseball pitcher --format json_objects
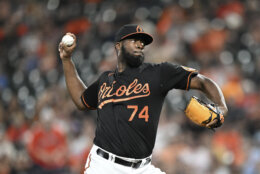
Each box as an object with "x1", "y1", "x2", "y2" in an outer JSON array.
[{"x1": 58, "y1": 24, "x2": 228, "y2": 174}]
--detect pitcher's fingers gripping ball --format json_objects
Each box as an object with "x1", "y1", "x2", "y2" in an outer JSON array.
[
  {"x1": 185, "y1": 96, "x2": 224, "y2": 130},
  {"x1": 62, "y1": 34, "x2": 74, "y2": 47},
  {"x1": 59, "y1": 33, "x2": 77, "y2": 60}
]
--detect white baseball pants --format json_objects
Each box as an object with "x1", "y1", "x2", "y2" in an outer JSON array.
[{"x1": 83, "y1": 144, "x2": 165, "y2": 174}]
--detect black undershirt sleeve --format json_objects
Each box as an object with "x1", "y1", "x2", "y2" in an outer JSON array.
[
  {"x1": 81, "y1": 79, "x2": 99, "y2": 110},
  {"x1": 160, "y1": 62, "x2": 198, "y2": 94}
]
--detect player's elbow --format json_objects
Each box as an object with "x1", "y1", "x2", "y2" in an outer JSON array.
[
  {"x1": 219, "y1": 105, "x2": 228, "y2": 116},
  {"x1": 77, "y1": 104, "x2": 86, "y2": 110},
  {"x1": 73, "y1": 99, "x2": 87, "y2": 110},
  {"x1": 76, "y1": 101, "x2": 88, "y2": 110}
]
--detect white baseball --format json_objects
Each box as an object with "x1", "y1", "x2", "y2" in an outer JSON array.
[{"x1": 61, "y1": 35, "x2": 74, "y2": 46}]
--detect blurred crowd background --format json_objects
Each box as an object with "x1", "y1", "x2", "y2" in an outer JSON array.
[{"x1": 0, "y1": 0, "x2": 260, "y2": 174}]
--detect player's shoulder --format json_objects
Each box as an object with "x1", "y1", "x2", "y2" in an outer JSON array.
[
  {"x1": 140, "y1": 62, "x2": 178, "y2": 73},
  {"x1": 141, "y1": 62, "x2": 161, "y2": 70},
  {"x1": 95, "y1": 71, "x2": 114, "y2": 82},
  {"x1": 144, "y1": 61, "x2": 178, "y2": 66},
  {"x1": 157, "y1": 62, "x2": 195, "y2": 70},
  {"x1": 159, "y1": 61, "x2": 178, "y2": 66},
  {"x1": 145, "y1": 62, "x2": 198, "y2": 74},
  {"x1": 142, "y1": 62, "x2": 178, "y2": 70}
]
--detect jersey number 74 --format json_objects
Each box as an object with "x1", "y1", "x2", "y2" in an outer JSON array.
[{"x1": 127, "y1": 105, "x2": 149, "y2": 122}]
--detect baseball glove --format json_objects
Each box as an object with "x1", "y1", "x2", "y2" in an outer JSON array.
[{"x1": 184, "y1": 96, "x2": 224, "y2": 129}]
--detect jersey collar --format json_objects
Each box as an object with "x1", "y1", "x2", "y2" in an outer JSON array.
[{"x1": 114, "y1": 64, "x2": 145, "y2": 76}]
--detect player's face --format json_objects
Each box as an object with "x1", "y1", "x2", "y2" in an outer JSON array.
[{"x1": 121, "y1": 38, "x2": 145, "y2": 67}]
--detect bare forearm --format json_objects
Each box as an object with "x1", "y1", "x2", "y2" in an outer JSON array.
[
  {"x1": 202, "y1": 78, "x2": 227, "y2": 112},
  {"x1": 191, "y1": 75, "x2": 228, "y2": 115},
  {"x1": 62, "y1": 59, "x2": 86, "y2": 109}
]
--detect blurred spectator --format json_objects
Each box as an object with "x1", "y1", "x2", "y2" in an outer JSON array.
[
  {"x1": 0, "y1": 127, "x2": 15, "y2": 174},
  {"x1": 27, "y1": 107, "x2": 68, "y2": 174},
  {"x1": 6, "y1": 110, "x2": 28, "y2": 145},
  {"x1": 212, "y1": 129, "x2": 245, "y2": 173},
  {"x1": 243, "y1": 131, "x2": 260, "y2": 174},
  {"x1": 178, "y1": 134, "x2": 212, "y2": 174},
  {"x1": 68, "y1": 118, "x2": 95, "y2": 174}
]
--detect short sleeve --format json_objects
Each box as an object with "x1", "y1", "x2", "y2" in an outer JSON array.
[
  {"x1": 81, "y1": 80, "x2": 99, "y2": 110},
  {"x1": 160, "y1": 62, "x2": 198, "y2": 93}
]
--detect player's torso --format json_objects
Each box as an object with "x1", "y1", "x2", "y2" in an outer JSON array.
[{"x1": 94, "y1": 63, "x2": 165, "y2": 158}]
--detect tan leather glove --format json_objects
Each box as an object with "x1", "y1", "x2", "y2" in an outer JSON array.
[{"x1": 185, "y1": 96, "x2": 224, "y2": 129}]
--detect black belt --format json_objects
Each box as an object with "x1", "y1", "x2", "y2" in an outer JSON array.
[{"x1": 96, "y1": 148, "x2": 151, "y2": 169}]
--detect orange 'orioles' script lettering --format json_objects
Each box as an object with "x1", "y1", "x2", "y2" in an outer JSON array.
[{"x1": 98, "y1": 79, "x2": 150, "y2": 109}]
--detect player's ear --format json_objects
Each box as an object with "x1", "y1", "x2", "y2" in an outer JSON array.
[
  {"x1": 115, "y1": 42, "x2": 122, "y2": 56},
  {"x1": 115, "y1": 42, "x2": 121, "y2": 51}
]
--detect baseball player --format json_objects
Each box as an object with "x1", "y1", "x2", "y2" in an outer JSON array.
[{"x1": 59, "y1": 24, "x2": 228, "y2": 174}]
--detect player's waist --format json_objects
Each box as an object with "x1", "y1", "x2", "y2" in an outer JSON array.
[
  {"x1": 91, "y1": 144, "x2": 152, "y2": 169},
  {"x1": 94, "y1": 130, "x2": 155, "y2": 158}
]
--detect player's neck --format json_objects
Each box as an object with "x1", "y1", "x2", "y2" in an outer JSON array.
[{"x1": 117, "y1": 61, "x2": 127, "y2": 73}]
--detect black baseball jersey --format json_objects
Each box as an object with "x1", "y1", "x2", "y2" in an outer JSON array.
[{"x1": 81, "y1": 62, "x2": 198, "y2": 158}]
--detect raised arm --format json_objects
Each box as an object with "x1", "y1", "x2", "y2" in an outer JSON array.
[
  {"x1": 190, "y1": 74, "x2": 228, "y2": 127},
  {"x1": 58, "y1": 33, "x2": 86, "y2": 110}
]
